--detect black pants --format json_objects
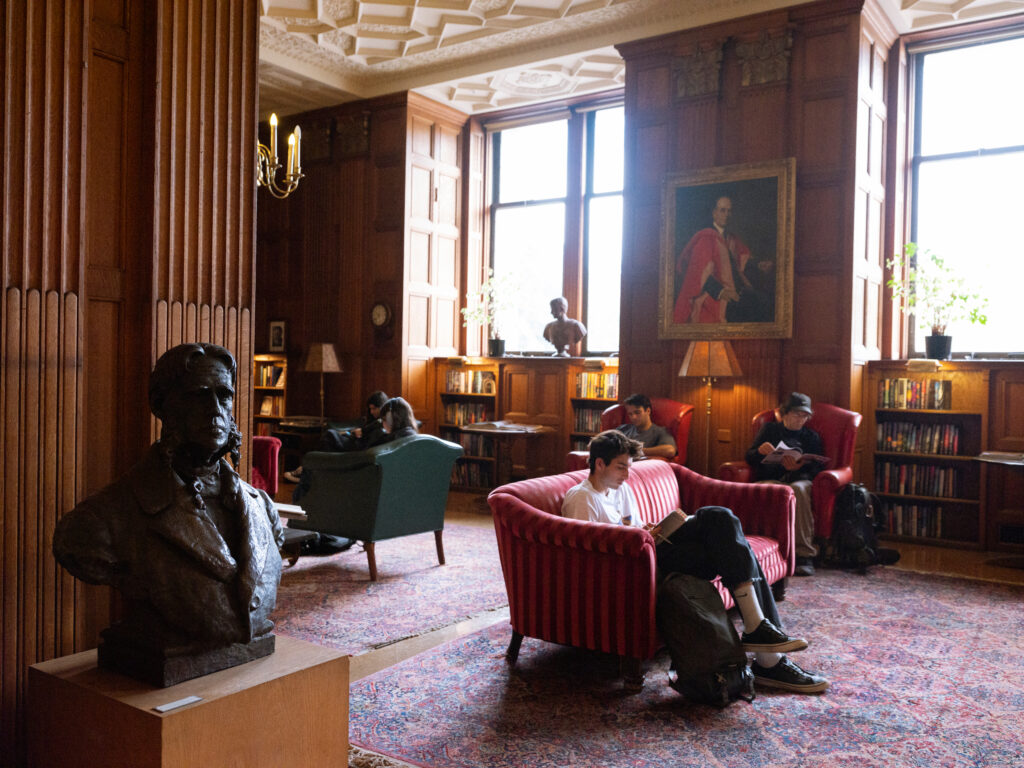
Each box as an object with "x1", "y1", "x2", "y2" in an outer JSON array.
[{"x1": 655, "y1": 506, "x2": 781, "y2": 627}]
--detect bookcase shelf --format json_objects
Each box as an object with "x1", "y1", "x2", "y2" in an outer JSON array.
[
  {"x1": 864, "y1": 362, "x2": 989, "y2": 550},
  {"x1": 253, "y1": 354, "x2": 288, "y2": 435},
  {"x1": 436, "y1": 359, "x2": 500, "y2": 490}
]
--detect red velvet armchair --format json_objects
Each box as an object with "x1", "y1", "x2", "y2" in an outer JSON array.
[
  {"x1": 718, "y1": 403, "x2": 861, "y2": 540},
  {"x1": 487, "y1": 460, "x2": 794, "y2": 688},
  {"x1": 250, "y1": 435, "x2": 282, "y2": 496},
  {"x1": 566, "y1": 397, "x2": 695, "y2": 471}
]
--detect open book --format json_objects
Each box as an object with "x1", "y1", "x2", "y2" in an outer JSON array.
[
  {"x1": 649, "y1": 509, "x2": 688, "y2": 544},
  {"x1": 761, "y1": 441, "x2": 830, "y2": 466}
]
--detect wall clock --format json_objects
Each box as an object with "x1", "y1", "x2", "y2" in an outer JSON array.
[{"x1": 370, "y1": 302, "x2": 392, "y2": 328}]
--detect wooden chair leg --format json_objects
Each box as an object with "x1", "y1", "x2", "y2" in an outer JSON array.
[
  {"x1": 621, "y1": 656, "x2": 645, "y2": 692},
  {"x1": 365, "y1": 542, "x2": 378, "y2": 582},
  {"x1": 506, "y1": 631, "x2": 524, "y2": 666},
  {"x1": 434, "y1": 529, "x2": 446, "y2": 566},
  {"x1": 771, "y1": 577, "x2": 788, "y2": 603}
]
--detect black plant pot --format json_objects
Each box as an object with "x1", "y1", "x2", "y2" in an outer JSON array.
[
  {"x1": 925, "y1": 334, "x2": 952, "y2": 360},
  {"x1": 488, "y1": 338, "x2": 506, "y2": 357}
]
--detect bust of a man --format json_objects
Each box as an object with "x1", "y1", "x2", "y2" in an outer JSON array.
[
  {"x1": 52, "y1": 343, "x2": 285, "y2": 687},
  {"x1": 543, "y1": 297, "x2": 587, "y2": 357}
]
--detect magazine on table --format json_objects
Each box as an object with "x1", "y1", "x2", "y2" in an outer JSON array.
[{"x1": 761, "y1": 441, "x2": 830, "y2": 467}]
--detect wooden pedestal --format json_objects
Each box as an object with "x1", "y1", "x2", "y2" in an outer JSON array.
[{"x1": 28, "y1": 635, "x2": 348, "y2": 768}]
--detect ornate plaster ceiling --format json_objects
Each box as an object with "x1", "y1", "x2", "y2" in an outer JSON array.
[{"x1": 258, "y1": 0, "x2": 1024, "y2": 116}]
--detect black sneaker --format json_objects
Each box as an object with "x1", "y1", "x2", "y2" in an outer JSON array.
[
  {"x1": 795, "y1": 557, "x2": 815, "y2": 577},
  {"x1": 741, "y1": 619, "x2": 808, "y2": 653},
  {"x1": 751, "y1": 655, "x2": 829, "y2": 694}
]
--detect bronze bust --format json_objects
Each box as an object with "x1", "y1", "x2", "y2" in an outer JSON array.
[
  {"x1": 543, "y1": 297, "x2": 587, "y2": 356},
  {"x1": 52, "y1": 343, "x2": 285, "y2": 686}
]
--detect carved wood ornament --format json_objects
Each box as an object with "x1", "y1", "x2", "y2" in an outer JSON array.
[
  {"x1": 673, "y1": 44, "x2": 725, "y2": 100},
  {"x1": 735, "y1": 29, "x2": 793, "y2": 87}
]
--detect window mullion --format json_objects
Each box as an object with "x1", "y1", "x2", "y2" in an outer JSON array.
[{"x1": 562, "y1": 110, "x2": 586, "y2": 322}]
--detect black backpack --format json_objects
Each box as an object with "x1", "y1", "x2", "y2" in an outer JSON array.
[
  {"x1": 656, "y1": 572, "x2": 755, "y2": 707},
  {"x1": 825, "y1": 482, "x2": 898, "y2": 572}
]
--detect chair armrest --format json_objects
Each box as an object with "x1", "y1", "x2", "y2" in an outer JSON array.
[
  {"x1": 812, "y1": 466, "x2": 853, "y2": 540},
  {"x1": 718, "y1": 460, "x2": 752, "y2": 483},
  {"x1": 303, "y1": 449, "x2": 376, "y2": 473},
  {"x1": 671, "y1": 465, "x2": 795, "y2": 569},
  {"x1": 489, "y1": 493, "x2": 659, "y2": 659}
]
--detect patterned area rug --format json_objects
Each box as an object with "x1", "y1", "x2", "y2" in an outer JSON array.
[
  {"x1": 349, "y1": 568, "x2": 1024, "y2": 768},
  {"x1": 272, "y1": 523, "x2": 506, "y2": 656}
]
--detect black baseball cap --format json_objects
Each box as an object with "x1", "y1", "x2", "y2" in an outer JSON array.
[{"x1": 782, "y1": 392, "x2": 813, "y2": 414}]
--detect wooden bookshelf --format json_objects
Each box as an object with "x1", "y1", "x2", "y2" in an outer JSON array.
[
  {"x1": 436, "y1": 358, "x2": 500, "y2": 491},
  {"x1": 253, "y1": 354, "x2": 287, "y2": 436},
  {"x1": 568, "y1": 362, "x2": 620, "y2": 451},
  {"x1": 864, "y1": 362, "x2": 989, "y2": 550}
]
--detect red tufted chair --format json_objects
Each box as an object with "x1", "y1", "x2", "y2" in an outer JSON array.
[
  {"x1": 566, "y1": 397, "x2": 695, "y2": 471},
  {"x1": 718, "y1": 402, "x2": 861, "y2": 540},
  {"x1": 250, "y1": 435, "x2": 282, "y2": 496},
  {"x1": 488, "y1": 460, "x2": 794, "y2": 689}
]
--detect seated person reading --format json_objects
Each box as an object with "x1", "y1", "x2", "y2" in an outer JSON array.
[
  {"x1": 562, "y1": 430, "x2": 828, "y2": 694},
  {"x1": 745, "y1": 392, "x2": 826, "y2": 577},
  {"x1": 283, "y1": 390, "x2": 389, "y2": 484},
  {"x1": 616, "y1": 393, "x2": 677, "y2": 460}
]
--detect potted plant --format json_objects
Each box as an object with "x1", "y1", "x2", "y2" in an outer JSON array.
[
  {"x1": 886, "y1": 243, "x2": 988, "y2": 360},
  {"x1": 461, "y1": 269, "x2": 516, "y2": 357}
]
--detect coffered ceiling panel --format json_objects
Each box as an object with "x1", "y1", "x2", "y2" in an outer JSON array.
[{"x1": 258, "y1": 0, "x2": 1023, "y2": 116}]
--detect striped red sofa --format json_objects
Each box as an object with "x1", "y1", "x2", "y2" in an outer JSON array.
[{"x1": 487, "y1": 459, "x2": 795, "y2": 688}]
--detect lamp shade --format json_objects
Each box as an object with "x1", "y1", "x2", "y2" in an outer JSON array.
[
  {"x1": 678, "y1": 340, "x2": 742, "y2": 379},
  {"x1": 302, "y1": 342, "x2": 342, "y2": 374}
]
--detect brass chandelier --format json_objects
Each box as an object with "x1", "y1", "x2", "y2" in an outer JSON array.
[{"x1": 257, "y1": 113, "x2": 303, "y2": 199}]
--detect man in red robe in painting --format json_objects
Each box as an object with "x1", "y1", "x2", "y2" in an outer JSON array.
[{"x1": 673, "y1": 196, "x2": 771, "y2": 324}]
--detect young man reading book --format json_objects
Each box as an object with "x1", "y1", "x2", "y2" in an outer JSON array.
[
  {"x1": 745, "y1": 392, "x2": 827, "y2": 577},
  {"x1": 562, "y1": 429, "x2": 828, "y2": 694}
]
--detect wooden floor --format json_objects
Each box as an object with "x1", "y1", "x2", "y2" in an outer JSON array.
[{"x1": 276, "y1": 484, "x2": 1024, "y2": 683}]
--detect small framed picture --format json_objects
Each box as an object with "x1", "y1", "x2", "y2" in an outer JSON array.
[{"x1": 269, "y1": 320, "x2": 286, "y2": 352}]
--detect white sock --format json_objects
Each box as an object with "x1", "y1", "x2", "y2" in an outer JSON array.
[
  {"x1": 732, "y1": 582, "x2": 765, "y2": 633},
  {"x1": 755, "y1": 652, "x2": 783, "y2": 668}
]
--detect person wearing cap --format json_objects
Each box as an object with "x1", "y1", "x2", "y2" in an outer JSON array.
[{"x1": 745, "y1": 393, "x2": 825, "y2": 577}]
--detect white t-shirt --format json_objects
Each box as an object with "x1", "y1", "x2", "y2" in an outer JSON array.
[{"x1": 562, "y1": 478, "x2": 642, "y2": 526}]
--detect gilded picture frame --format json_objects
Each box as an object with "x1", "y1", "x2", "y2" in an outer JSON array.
[{"x1": 658, "y1": 158, "x2": 795, "y2": 340}]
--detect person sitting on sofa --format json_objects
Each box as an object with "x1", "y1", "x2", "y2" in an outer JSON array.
[
  {"x1": 378, "y1": 396, "x2": 419, "y2": 440},
  {"x1": 744, "y1": 392, "x2": 826, "y2": 577},
  {"x1": 562, "y1": 429, "x2": 828, "y2": 694},
  {"x1": 283, "y1": 390, "x2": 390, "y2": 484},
  {"x1": 615, "y1": 393, "x2": 677, "y2": 460}
]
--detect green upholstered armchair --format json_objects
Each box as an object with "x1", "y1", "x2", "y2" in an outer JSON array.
[{"x1": 288, "y1": 434, "x2": 463, "y2": 580}]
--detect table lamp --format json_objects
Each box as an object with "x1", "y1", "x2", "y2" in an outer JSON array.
[{"x1": 302, "y1": 342, "x2": 342, "y2": 425}]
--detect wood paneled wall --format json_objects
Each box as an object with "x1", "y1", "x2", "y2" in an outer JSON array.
[
  {"x1": 256, "y1": 93, "x2": 467, "y2": 427},
  {"x1": 617, "y1": 0, "x2": 896, "y2": 474},
  {"x1": 1, "y1": 1, "x2": 259, "y2": 762}
]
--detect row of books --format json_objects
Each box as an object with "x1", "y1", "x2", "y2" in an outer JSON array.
[
  {"x1": 573, "y1": 406, "x2": 606, "y2": 433},
  {"x1": 875, "y1": 461, "x2": 961, "y2": 498},
  {"x1": 254, "y1": 421, "x2": 274, "y2": 436},
  {"x1": 443, "y1": 402, "x2": 491, "y2": 426},
  {"x1": 256, "y1": 365, "x2": 286, "y2": 387},
  {"x1": 444, "y1": 369, "x2": 496, "y2": 394},
  {"x1": 876, "y1": 421, "x2": 961, "y2": 456},
  {"x1": 257, "y1": 395, "x2": 285, "y2": 417},
  {"x1": 451, "y1": 462, "x2": 492, "y2": 488},
  {"x1": 575, "y1": 372, "x2": 618, "y2": 399},
  {"x1": 441, "y1": 430, "x2": 495, "y2": 457},
  {"x1": 877, "y1": 378, "x2": 952, "y2": 410},
  {"x1": 880, "y1": 501, "x2": 953, "y2": 539},
  {"x1": 571, "y1": 438, "x2": 590, "y2": 451}
]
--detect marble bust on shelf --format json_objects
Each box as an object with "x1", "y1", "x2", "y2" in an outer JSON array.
[
  {"x1": 52, "y1": 343, "x2": 285, "y2": 687},
  {"x1": 543, "y1": 297, "x2": 587, "y2": 357}
]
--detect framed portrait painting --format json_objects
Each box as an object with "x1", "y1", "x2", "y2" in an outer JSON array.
[
  {"x1": 268, "y1": 320, "x2": 286, "y2": 352},
  {"x1": 658, "y1": 158, "x2": 795, "y2": 340}
]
